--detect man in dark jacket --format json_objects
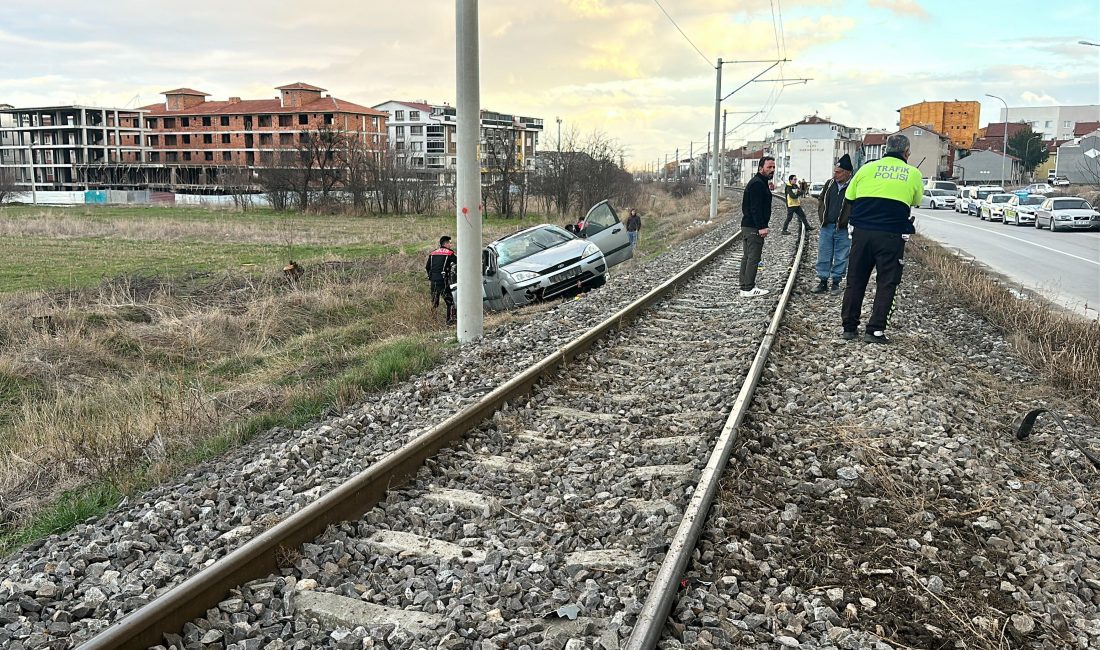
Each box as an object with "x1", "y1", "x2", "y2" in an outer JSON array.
[
  {"x1": 626, "y1": 208, "x2": 642, "y2": 250},
  {"x1": 425, "y1": 235, "x2": 457, "y2": 325},
  {"x1": 739, "y1": 156, "x2": 775, "y2": 297},
  {"x1": 841, "y1": 135, "x2": 923, "y2": 343},
  {"x1": 811, "y1": 154, "x2": 854, "y2": 295}
]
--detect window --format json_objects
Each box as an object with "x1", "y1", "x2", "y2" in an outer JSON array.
[
  {"x1": 182, "y1": 134, "x2": 190, "y2": 144},
  {"x1": 298, "y1": 114, "x2": 308, "y2": 125},
  {"x1": 582, "y1": 203, "x2": 620, "y2": 235},
  {"x1": 410, "y1": 125, "x2": 423, "y2": 136},
  {"x1": 148, "y1": 135, "x2": 159, "y2": 145},
  {"x1": 204, "y1": 152, "x2": 213, "y2": 161},
  {"x1": 146, "y1": 118, "x2": 157, "y2": 129},
  {"x1": 183, "y1": 152, "x2": 191, "y2": 161},
  {"x1": 1045, "y1": 120, "x2": 1052, "y2": 128},
  {"x1": 181, "y1": 117, "x2": 190, "y2": 127},
  {"x1": 221, "y1": 134, "x2": 231, "y2": 144},
  {"x1": 203, "y1": 134, "x2": 213, "y2": 144},
  {"x1": 396, "y1": 126, "x2": 405, "y2": 137},
  {"x1": 324, "y1": 113, "x2": 333, "y2": 125},
  {"x1": 410, "y1": 111, "x2": 420, "y2": 120},
  {"x1": 221, "y1": 116, "x2": 230, "y2": 127},
  {"x1": 165, "y1": 134, "x2": 177, "y2": 145},
  {"x1": 279, "y1": 114, "x2": 292, "y2": 127},
  {"x1": 372, "y1": 117, "x2": 379, "y2": 129},
  {"x1": 222, "y1": 152, "x2": 232, "y2": 162},
  {"x1": 202, "y1": 117, "x2": 211, "y2": 127},
  {"x1": 166, "y1": 152, "x2": 178, "y2": 162},
  {"x1": 395, "y1": 110, "x2": 405, "y2": 121},
  {"x1": 280, "y1": 133, "x2": 293, "y2": 145},
  {"x1": 149, "y1": 152, "x2": 159, "y2": 162},
  {"x1": 259, "y1": 115, "x2": 272, "y2": 127},
  {"x1": 1064, "y1": 120, "x2": 1072, "y2": 127},
  {"x1": 260, "y1": 134, "x2": 272, "y2": 145},
  {"x1": 163, "y1": 117, "x2": 176, "y2": 128}
]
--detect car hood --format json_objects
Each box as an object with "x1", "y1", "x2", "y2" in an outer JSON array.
[
  {"x1": 1051, "y1": 209, "x2": 1100, "y2": 218},
  {"x1": 498, "y1": 239, "x2": 593, "y2": 274}
]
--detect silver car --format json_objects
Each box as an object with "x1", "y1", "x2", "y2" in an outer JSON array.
[
  {"x1": 477, "y1": 201, "x2": 633, "y2": 309},
  {"x1": 1034, "y1": 197, "x2": 1100, "y2": 231}
]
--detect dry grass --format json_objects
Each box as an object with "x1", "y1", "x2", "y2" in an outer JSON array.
[{"x1": 910, "y1": 235, "x2": 1100, "y2": 416}]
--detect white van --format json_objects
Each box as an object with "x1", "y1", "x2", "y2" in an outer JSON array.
[{"x1": 925, "y1": 179, "x2": 958, "y2": 196}]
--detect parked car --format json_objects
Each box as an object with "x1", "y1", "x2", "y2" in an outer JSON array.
[
  {"x1": 1051, "y1": 176, "x2": 1071, "y2": 187},
  {"x1": 1021, "y1": 183, "x2": 1054, "y2": 195},
  {"x1": 1002, "y1": 194, "x2": 1045, "y2": 226},
  {"x1": 969, "y1": 186, "x2": 1005, "y2": 216},
  {"x1": 1034, "y1": 197, "x2": 1100, "y2": 231},
  {"x1": 924, "y1": 179, "x2": 959, "y2": 196},
  {"x1": 980, "y1": 193, "x2": 1014, "y2": 221},
  {"x1": 956, "y1": 186, "x2": 977, "y2": 213},
  {"x1": 920, "y1": 188, "x2": 956, "y2": 210},
  {"x1": 475, "y1": 201, "x2": 632, "y2": 310},
  {"x1": 810, "y1": 182, "x2": 825, "y2": 198}
]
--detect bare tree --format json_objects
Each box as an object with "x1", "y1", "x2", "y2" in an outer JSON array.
[
  {"x1": 483, "y1": 125, "x2": 522, "y2": 217},
  {"x1": 0, "y1": 167, "x2": 19, "y2": 205}
]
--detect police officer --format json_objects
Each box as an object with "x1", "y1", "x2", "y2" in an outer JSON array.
[
  {"x1": 426, "y1": 235, "x2": 457, "y2": 325},
  {"x1": 840, "y1": 134, "x2": 923, "y2": 343}
]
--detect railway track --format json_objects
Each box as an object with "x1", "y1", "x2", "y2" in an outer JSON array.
[{"x1": 67, "y1": 209, "x2": 805, "y2": 649}]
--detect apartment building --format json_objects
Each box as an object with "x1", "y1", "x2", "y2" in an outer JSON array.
[
  {"x1": 768, "y1": 116, "x2": 862, "y2": 185},
  {"x1": 898, "y1": 100, "x2": 980, "y2": 150},
  {"x1": 895, "y1": 124, "x2": 953, "y2": 180},
  {"x1": 0, "y1": 104, "x2": 146, "y2": 192},
  {"x1": 139, "y1": 83, "x2": 387, "y2": 189},
  {"x1": 999, "y1": 104, "x2": 1100, "y2": 141},
  {"x1": 372, "y1": 100, "x2": 543, "y2": 185}
]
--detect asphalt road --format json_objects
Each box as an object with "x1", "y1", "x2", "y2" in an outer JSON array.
[{"x1": 912, "y1": 207, "x2": 1100, "y2": 319}]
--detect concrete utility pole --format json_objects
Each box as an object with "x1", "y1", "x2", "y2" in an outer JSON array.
[
  {"x1": 986, "y1": 93, "x2": 1008, "y2": 186},
  {"x1": 720, "y1": 110, "x2": 728, "y2": 195},
  {"x1": 456, "y1": 0, "x2": 483, "y2": 342},
  {"x1": 709, "y1": 58, "x2": 722, "y2": 221}
]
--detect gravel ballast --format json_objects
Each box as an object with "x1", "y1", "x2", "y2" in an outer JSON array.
[{"x1": 668, "y1": 236, "x2": 1100, "y2": 649}]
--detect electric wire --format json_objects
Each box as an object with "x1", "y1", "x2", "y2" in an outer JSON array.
[{"x1": 652, "y1": 0, "x2": 713, "y2": 69}]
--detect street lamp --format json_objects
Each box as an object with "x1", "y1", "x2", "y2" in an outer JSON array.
[
  {"x1": 1023, "y1": 133, "x2": 1042, "y2": 182},
  {"x1": 986, "y1": 93, "x2": 1008, "y2": 185}
]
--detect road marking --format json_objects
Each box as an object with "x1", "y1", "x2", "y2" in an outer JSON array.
[{"x1": 915, "y1": 212, "x2": 1100, "y2": 267}]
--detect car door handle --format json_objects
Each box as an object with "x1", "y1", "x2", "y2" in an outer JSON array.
[{"x1": 612, "y1": 228, "x2": 621, "y2": 234}]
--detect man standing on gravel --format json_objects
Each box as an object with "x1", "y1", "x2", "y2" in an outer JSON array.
[
  {"x1": 811, "y1": 154, "x2": 854, "y2": 295},
  {"x1": 739, "y1": 156, "x2": 775, "y2": 298},
  {"x1": 626, "y1": 208, "x2": 642, "y2": 251},
  {"x1": 841, "y1": 134, "x2": 923, "y2": 343},
  {"x1": 781, "y1": 174, "x2": 810, "y2": 235}
]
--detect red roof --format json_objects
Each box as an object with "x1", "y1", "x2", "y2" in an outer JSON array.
[
  {"x1": 982, "y1": 122, "x2": 1029, "y2": 138},
  {"x1": 276, "y1": 82, "x2": 326, "y2": 92},
  {"x1": 1074, "y1": 121, "x2": 1100, "y2": 137},
  {"x1": 863, "y1": 133, "x2": 887, "y2": 145},
  {"x1": 140, "y1": 95, "x2": 387, "y2": 117},
  {"x1": 161, "y1": 88, "x2": 209, "y2": 96}
]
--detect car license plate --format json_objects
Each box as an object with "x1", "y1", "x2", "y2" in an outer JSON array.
[{"x1": 549, "y1": 267, "x2": 580, "y2": 283}]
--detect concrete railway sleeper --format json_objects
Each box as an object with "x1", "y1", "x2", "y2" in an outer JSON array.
[{"x1": 15, "y1": 201, "x2": 804, "y2": 650}]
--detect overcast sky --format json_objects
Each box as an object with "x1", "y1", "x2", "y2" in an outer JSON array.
[{"x1": 1, "y1": 0, "x2": 1097, "y2": 170}]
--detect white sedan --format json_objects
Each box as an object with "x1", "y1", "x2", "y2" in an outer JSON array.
[
  {"x1": 979, "y1": 193, "x2": 1014, "y2": 221},
  {"x1": 920, "y1": 189, "x2": 956, "y2": 210},
  {"x1": 1002, "y1": 195, "x2": 1045, "y2": 226}
]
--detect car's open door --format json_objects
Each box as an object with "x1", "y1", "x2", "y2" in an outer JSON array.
[
  {"x1": 580, "y1": 200, "x2": 633, "y2": 267},
  {"x1": 481, "y1": 246, "x2": 509, "y2": 311}
]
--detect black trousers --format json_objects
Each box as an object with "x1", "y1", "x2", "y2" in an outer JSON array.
[
  {"x1": 783, "y1": 206, "x2": 810, "y2": 231},
  {"x1": 841, "y1": 228, "x2": 906, "y2": 333},
  {"x1": 430, "y1": 281, "x2": 455, "y2": 322},
  {"x1": 739, "y1": 227, "x2": 765, "y2": 290}
]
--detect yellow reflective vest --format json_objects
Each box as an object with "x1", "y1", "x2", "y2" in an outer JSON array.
[{"x1": 844, "y1": 154, "x2": 924, "y2": 234}]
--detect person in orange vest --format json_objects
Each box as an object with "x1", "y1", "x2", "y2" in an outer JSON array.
[{"x1": 425, "y1": 236, "x2": 457, "y2": 325}]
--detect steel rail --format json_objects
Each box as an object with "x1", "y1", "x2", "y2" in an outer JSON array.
[
  {"x1": 625, "y1": 224, "x2": 807, "y2": 649},
  {"x1": 77, "y1": 228, "x2": 747, "y2": 650}
]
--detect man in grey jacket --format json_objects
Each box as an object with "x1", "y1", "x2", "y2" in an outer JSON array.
[{"x1": 811, "y1": 154, "x2": 854, "y2": 295}]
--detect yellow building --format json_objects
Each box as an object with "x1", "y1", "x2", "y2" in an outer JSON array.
[{"x1": 898, "y1": 101, "x2": 980, "y2": 150}]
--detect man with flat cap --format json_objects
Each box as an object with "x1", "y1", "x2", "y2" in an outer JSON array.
[{"x1": 811, "y1": 153, "x2": 854, "y2": 296}]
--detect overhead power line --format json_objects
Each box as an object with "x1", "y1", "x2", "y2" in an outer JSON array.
[{"x1": 652, "y1": 0, "x2": 713, "y2": 69}]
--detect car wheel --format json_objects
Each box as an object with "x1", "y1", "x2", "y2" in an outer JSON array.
[
  {"x1": 501, "y1": 290, "x2": 516, "y2": 310},
  {"x1": 589, "y1": 273, "x2": 607, "y2": 289}
]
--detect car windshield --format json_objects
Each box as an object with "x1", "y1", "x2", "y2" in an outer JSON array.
[
  {"x1": 990, "y1": 195, "x2": 1012, "y2": 203},
  {"x1": 495, "y1": 226, "x2": 574, "y2": 266},
  {"x1": 1022, "y1": 196, "x2": 1045, "y2": 206},
  {"x1": 932, "y1": 190, "x2": 953, "y2": 196},
  {"x1": 1053, "y1": 199, "x2": 1091, "y2": 210},
  {"x1": 976, "y1": 190, "x2": 995, "y2": 199}
]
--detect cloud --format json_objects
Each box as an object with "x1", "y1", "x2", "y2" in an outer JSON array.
[
  {"x1": 1019, "y1": 91, "x2": 1060, "y2": 105},
  {"x1": 868, "y1": 0, "x2": 930, "y2": 20}
]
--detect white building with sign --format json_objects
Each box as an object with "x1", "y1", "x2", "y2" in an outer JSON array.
[{"x1": 768, "y1": 115, "x2": 861, "y2": 186}]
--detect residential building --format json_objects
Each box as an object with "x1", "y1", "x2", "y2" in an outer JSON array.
[
  {"x1": 731, "y1": 147, "x2": 766, "y2": 186},
  {"x1": 999, "y1": 105, "x2": 1100, "y2": 140},
  {"x1": 1054, "y1": 131, "x2": 1100, "y2": 185},
  {"x1": 1033, "y1": 140, "x2": 1065, "y2": 181},
  {"x1": 857, "y1": 133, "x2": 888, "y2": 169},
  {"x1": 895, "y1": 124, "x2": 953, "y2": 180},
  {"x1": 139, "y1": 83, "x2": 387, "y2": 190},
  {"x1": 972, "y1": 122, "x2": 1031, "y2": 152},
  {"x1": 372, "y1": 100, "x2": 543, "y2": 186},
  {"x1": 952, "y1": 150, "x2": 1021, "y2": 186},
  {"x1": 0, "y1": 104, "x2": 147, "y2": 192},
  {"x1": 898, "y1": 100, "x2": 980, "y2": 149},
  {"x1": 768, "y1": 116, "x2": 861, "y2": 186}
]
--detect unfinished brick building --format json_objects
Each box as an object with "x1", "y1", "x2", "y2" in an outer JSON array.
[{"x1": 136, "y1": 83, "x2": 387, "y2": 190}]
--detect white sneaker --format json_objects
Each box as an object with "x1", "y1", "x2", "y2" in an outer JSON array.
[{"x1": 739, "y1": 287, "x2": 770, "y2": 297}]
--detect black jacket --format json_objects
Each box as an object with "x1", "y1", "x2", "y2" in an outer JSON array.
[
  {"x1": 425, "y1": 247, "x2": 456, "y2": 283},
  {"x1": 741, "y1": 173, "x2": 773, "y2": 229},
  {"x1": 626, "y1": 214, "x2": 641, "y2": 232}
]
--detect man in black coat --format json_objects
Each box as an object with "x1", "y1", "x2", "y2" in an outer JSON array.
[{"x1": 739, "y1": 156, "x2": 776, "y2": 297}]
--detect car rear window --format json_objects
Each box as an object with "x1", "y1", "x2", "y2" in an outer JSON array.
[{"x1": 991, "y1": 195, "x2": 1012, "y2": 203}]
